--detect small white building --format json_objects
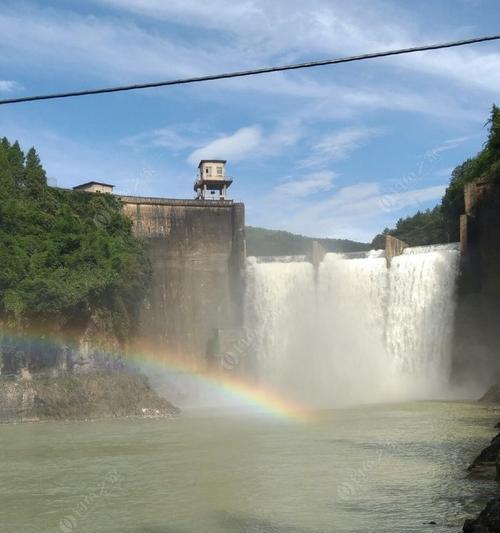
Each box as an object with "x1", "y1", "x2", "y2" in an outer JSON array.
[
  {"x1": 73, "y1": 181, "x2": 114, "y2": 194},
  {"x1": 194, "y1": 160, "x2": 233, "y2": 200}
]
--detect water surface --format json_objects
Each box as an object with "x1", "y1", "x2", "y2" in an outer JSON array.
[{"x1": 0, "y1": 401, "x2": 498, "y2": 532}]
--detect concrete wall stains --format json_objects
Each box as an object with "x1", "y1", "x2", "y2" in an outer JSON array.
[{"x1": 120, "y1": 196, "x2": 245, "y2": 368}]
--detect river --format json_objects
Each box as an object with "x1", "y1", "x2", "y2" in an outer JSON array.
[{"x1": 0, "y1": 401, "x2": 497, "y2": 533}]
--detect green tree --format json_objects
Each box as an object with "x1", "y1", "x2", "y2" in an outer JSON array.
[
  {"x1": 23, "y1": 147, "x2": 47, "y2": 197},
  {"x1": 376, "y1": 104, "x2": 500, "y2": 247},
  {"x1": 0, "y1": 138, "x2": 150, "y2": 372}
]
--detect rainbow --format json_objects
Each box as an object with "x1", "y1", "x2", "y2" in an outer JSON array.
[
  {"x1": 0, "y1": 330, "x2": 312, "y2": 423},
  {"x1": 111, "y1": 347, "x2": 312, "y2": 423}
]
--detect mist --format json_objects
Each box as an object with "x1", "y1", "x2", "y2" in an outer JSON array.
[{"x1": 244, "y1": 244, "x2": 461, "y2": 407}]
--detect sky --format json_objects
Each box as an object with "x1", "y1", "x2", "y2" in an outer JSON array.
[{"x1": 0, "y1": 0, "x2": 499, "y2": 242}]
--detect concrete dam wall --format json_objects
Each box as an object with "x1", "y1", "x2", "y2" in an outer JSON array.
[{"x1": 121, "y1": 196, "x2": 245, "y2": 368}]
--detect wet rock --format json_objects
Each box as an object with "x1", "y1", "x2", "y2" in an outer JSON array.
[
  {"x1": 0, "y1": 372, "x2": 180, "y2": 422},
  {"x1": 479, "y1": 384, "x2": 500, "y2": 403},
  {"x1": 463, "y1": 498, "x2": 500, "y2": 532},
  {"x1": 468, "y1": 433, "x2": 500, "y2": 478}
]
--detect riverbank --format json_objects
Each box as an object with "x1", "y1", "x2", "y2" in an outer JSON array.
[
  {"x1": 462, "y1": 384, "x2": 500, "y2": 532},
  {"x1": 0, "y1": 372, "x2": 179, "y2": 422}
]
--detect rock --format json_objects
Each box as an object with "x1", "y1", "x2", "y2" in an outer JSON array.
[
  {"x1": 0, "y1": 372, "x2": 180, "y2": 422},
  {"x1": 463, "y1": 499, "x2": 500, "y2": 532},
  {"x1": 479, "y1": 384, "x2": 500, "y2": 403},
  {"x1": 468, "y1": 433, "x2": 500, "y2": 477}
]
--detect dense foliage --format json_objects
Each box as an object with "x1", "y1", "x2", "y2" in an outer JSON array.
[
  {"x1": 0, "y1": 138, "x2": 150, "y2": 342},
  {"x1": 372, "y1": 104, "x2": 500, "y2": 247},
  {"x1": 246, "y1": 226, "x2": 369, "y2": 256}
]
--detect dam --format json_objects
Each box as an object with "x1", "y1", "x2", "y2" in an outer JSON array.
[
  {"x1": 121, "y1": 195, "x2": 245, "y2": 367},
  {"x1": 112, "y1": 183, "x2": 463, "y2": 407},
  {"x1": 74, "y1": 164, "x2": 500, "y2": 407},
  {"x1": 112, "y1": 176, "x2": 468, "y2": 407}
]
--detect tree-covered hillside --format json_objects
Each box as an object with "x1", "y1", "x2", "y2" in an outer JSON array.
[
  {"x1": 246, "y1": 226, "x2": 370, "y2": 256},
  {"x1": 372, "y1": 104, "x2": 500, "y2": 247},
  {"x1": 0, "y1": 138, "x2": 150, "y2": 346}
]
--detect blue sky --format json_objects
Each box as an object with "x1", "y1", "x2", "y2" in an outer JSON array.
[{"x1": 0, "y1": 0, "x2": 499, "y2": 242}]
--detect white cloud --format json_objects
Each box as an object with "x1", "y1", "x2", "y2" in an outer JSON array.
[
  {"x1": 122, "y1": 125, "x2": 203, "y2": 152},
  {"x1": 0, "y1": 80, "x2": 20, "y2": 93},
  {"x1": 91, "y1": 0, "x2": 500, "y2": 94},
  {"x1": 377, "y1": 185, "x2": 447, "y2": 214},
  {"x1": 306, "y1": 182, "x2": 446, "y2": 220},
  {"x1": 302, "y1": 127, "x2": 382, "y2": 167},
  {"x1": 94, "y1": 0, "x2": 261, "y2": 30},
  {"x1": 427, "y1": 135, "x2": 473, "y2": 157},
  {"x1": 0, "y1": 0, "x2": 496, "y2": 122},
  {"x1": 187, "y1": 126, "x2": 262, "y2": 164},
  {"x1": 0, "y1": 0, "x2": 492, "y2": 240},
  {"x1": 254, "y1": 182, "x2": 447, "y2": 241},
  {"x1": 274, "y1": 170, "x2": 337, "y2": 197},
  {"x1": 122, "y1": 118, "x2": 304, "y2": 164},
  {"x1": 435, "y1": 166, "x2": 455, "y2": 178}
]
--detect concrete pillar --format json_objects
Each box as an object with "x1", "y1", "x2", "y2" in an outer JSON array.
[
  {"x1": 309, "y1": 240, "x2": 326, "y2": 270},
  {"x1": 460, "y1": 214, "x2": 468, "y2": 254},
  {"x1": 385, "y1": 235, "x2": 407, "y2": 266},
  {"x1": 464, "y1": 182, "x2": 477, "y2": 216},
  {"x1": 230, "y1": 203, "x2": 246, "y2": 329}
]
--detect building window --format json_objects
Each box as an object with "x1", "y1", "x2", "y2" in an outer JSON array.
[
  {"x1": 217, "y1": 166, "x2": 223, "y2": 176},
  {"x1": 205, "y1": 166, "x2": 212, "y2": 175}
]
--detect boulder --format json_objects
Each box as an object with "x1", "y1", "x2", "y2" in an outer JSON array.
[
  {"x1": 463, "y1": 499, "x2": 500, "y2": 532},
  {"x1": 0, "y1": 372, "x2": 179, "y2": 422},
  {"x1": 468, "y1": 433, "x2": 500, "y2": 478},
  {"x1": 479, "y1": 383, "x2": 500, "y2": 403}
]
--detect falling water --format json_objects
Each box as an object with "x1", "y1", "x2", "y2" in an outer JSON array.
[{"x1": 245, "y1": 245, "x2": 460, "y2": 406}]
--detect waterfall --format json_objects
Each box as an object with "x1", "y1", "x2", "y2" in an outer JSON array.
[{"x1": 245, "y1": 245, "x2": 460, "y2": 406}]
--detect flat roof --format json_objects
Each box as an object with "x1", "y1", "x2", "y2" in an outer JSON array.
[
  {"x1": 198, "y1": 159, "x2": 227, "y2": 167},
  {"x1": 73, "y1": 181, "x2": 115, "y2": 190}
]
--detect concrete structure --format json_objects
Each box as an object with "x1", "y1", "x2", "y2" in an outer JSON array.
[
  {"x1": 194, "y1": 160, "x2": 233, "y2": 200},
  {"x1": 73, "y1": 181, "x2": 114, "y2": 193},
  {"x1": 463, "y1": 178, "x2": 496, "y2": 216},
  {"x1": 120, "y1": 195, "x2": 245, "y2": 368},
  {"x1": 308, "y1": 240, "x2": 327, "y2": 274},
  {"x1": 385, "y1": 235, "x2": 407, "y2": 266}
]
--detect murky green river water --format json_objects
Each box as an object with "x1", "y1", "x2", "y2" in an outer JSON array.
[{"x1": 1, "y1": 401, "x2": 499, "y2": 533}]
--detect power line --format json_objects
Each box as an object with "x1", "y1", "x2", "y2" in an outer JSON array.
[{"x1": 1, "y1": 34, "x2": 499, "y2": 106}]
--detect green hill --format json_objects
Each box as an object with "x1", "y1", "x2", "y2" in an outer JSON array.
[
  {"x1": 245, "y1": 226, "x2": 370, "y2": 257},
  {"x1": 372, "y1": 104, "x2": 500, "y2": 247}
]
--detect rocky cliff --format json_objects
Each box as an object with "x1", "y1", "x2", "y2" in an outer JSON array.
[
  {"x1": 452, "y1": 179, "x2": 500, "y2": 388},
  {"x1": 0, "y1": 372, "x2": 179, "y2": 422}
]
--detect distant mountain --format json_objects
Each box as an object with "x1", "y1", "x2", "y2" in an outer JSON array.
[{"x1": 245, "y1": 226, "x2": 371, "y2": 257}]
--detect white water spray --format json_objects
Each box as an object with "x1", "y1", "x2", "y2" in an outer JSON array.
[{"x1": 245, "y1": 245, "x2": 460, "y2": 406}]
